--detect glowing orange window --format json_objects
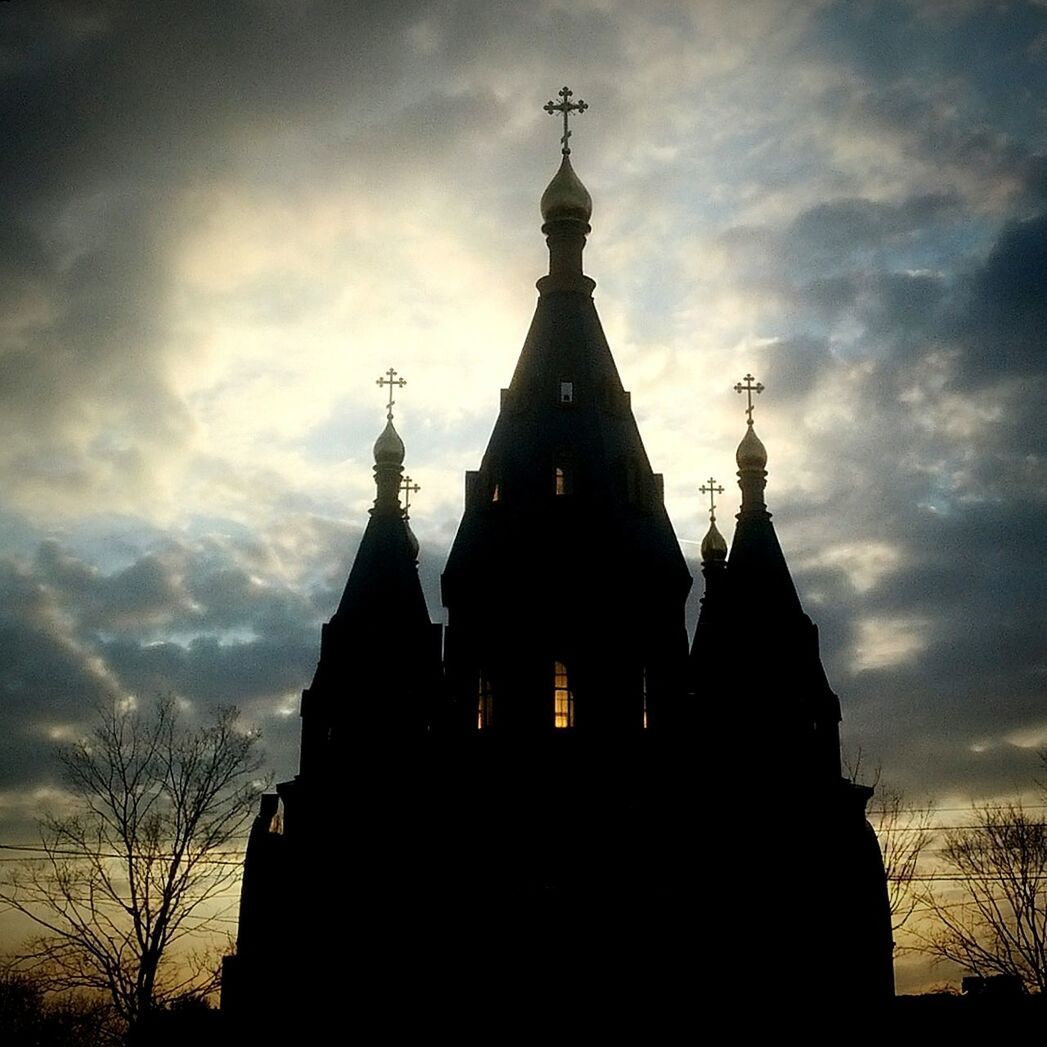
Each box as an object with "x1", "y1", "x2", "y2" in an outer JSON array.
[{"x1": 554, "y1": 661, "x2": 574, "y2": 729}]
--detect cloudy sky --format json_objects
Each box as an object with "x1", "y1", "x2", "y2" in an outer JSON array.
[{"x1": 1, "y1": 0, "x2": 1045, "y2": 988}]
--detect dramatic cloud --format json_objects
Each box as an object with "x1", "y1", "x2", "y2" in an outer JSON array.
[{"x1": 1, "y1": 0, "x2": 1045, "y2": 991}]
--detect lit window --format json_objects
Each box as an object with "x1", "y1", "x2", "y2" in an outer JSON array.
[
  {"x1": 478, "y1": 676, "x2": 494, "y2": 730},
  {"x1": 560, "y1": 380, "x2": 574, "y2": 404},
  {"x1": 554, "y1": 465, "x2": 573, "y2": 496},
  {"x1": 554, "y1": 661, "x2": 574, "y2": 729},
  {"x1": 492, "y1": 483, "x2": 500, "y2": 503}
]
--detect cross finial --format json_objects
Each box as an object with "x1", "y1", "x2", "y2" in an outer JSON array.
[
  {"x1": 734, "y1": 373, "x2": 764, "y2": 425},
  {"x1": 544, "y1": 86, "x2": 588, "y2": 156},
  {"x1": 400, "y1": 475, "x2": 420, "y2": 518},
  {"x1": 699, "y1": 477, "x2": 725, "y2": 522},
  {"x1": 376, "y1": 367, "x2": 406, "y2": 421}
]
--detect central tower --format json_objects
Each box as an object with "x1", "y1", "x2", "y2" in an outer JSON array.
[{"x1": 442, "y1": 90, "x2": 692, "y2": 736}]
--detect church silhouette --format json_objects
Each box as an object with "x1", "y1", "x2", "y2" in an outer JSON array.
[{"x1": 222, "y1": 90, "x2": 894, "y2": 1032}]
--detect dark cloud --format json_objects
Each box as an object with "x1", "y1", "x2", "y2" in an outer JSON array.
[
  {"x1": 0, "y1": 558, "x2": 119, "y2": 798},
  {"x1": 952, "y1": 211, "x2": 1047, "y2": 388},
  {"x1": 735, "y1": 195, "x2": 1047, "y2": 800},
  {"x1": 0, "y1": 7, "x2": 1045, "y2": 980},
  {"x1": 785, "y1": 192, "x2": 962, "y2": 265}
]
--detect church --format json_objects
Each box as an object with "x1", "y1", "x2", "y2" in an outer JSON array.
[{"x1": 221, "y1": 89, "x2": 894, "y2": 1031}]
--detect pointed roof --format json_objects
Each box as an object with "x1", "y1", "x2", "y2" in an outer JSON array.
[
  {"x1": 443, "y1": 142, "x2": 690, "y2": 603},
  {"x1": 727, "y1": 419, "x2": 804, "y2": 621},
  {"x1": 328, "y1": 415, "x2": 428, "y2": 634},
  {"x1": 299, "y1": 410, "x2": 439, "y2": 767},
  {"x1": 713, "y1": 395, "x2": 841, "y2": 754}
]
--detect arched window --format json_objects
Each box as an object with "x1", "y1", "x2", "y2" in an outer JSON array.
[
  {"x1": 477, "y1": 675, "x2": 494, "y2": 730},
  {"x1": 554, "y1": 661, "x2": 574, "y2": 729}
]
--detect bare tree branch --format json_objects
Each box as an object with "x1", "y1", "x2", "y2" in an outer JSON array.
[
  {"x1": 0, "y1": 697, "x2": 266, "y2": 1037},
  {"x1": 916, "y1": 802, "x2": 1047, "y2": 992}
]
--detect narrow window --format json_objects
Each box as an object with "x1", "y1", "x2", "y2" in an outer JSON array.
[
  {"x1": 559, "y1": 380, "x2": 574, "y2": 404},
  {"x1": 555, "y1": 467, "x2": 566, "y2": 496},
  {"x1": 554, "y1": 661, "x2": 574, "y2": 729},
  {"x1": 477, "y1": 675, "x2": 494, "y2": 730},
  {"x1": 642, "y1": 667, "x2": 649, "y2": 730},
  {"x1": 492, "y1": 483, "x2": 500, "y2": 503}
]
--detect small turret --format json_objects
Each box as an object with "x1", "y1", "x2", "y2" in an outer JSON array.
[{"x1": 698, "y1": 476, "x2": 728, "y2": 566}]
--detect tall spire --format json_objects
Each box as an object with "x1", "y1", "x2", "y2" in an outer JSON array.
[{"x1": 539, "y1": 86, "x2": 593, "y2": 293}]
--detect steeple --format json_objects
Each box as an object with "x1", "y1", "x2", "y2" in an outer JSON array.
[
  {"x1": 298, "y1": 372, "x2": 440, "y2": 774},
  {"x1": 442, "y1": 89, "x2": 691, "y2": 736},
  {"x1": 689, "y1": 477, "x2": 728, "y2": 713},
  {"x1": 727, "y1": 374, "x2": 803, "y2": 619},
  {"x1": 703, "y1": 374, "x2": 841, "y2": 781}
]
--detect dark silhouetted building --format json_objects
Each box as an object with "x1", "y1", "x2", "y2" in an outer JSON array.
[{"x1": 222, "y1": 121, "x2": 894, "y2": 1034}]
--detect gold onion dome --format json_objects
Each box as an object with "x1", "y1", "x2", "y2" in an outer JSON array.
[
  {"x1": 373, "y1": 418, "x2": 405, "y2": 466},
  {"x1": 540, "y1": 155, "x2": 593, "y2": 224},
  {"x1": 736, "y1": 424, "x2": 768, "y2": 471},
  {"x1": 701, "y1": 519, "x2": 728, "y2": 562}
]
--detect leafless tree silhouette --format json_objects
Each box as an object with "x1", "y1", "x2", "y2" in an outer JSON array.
[
  {"x1": 867, "y1": 785, "x2": 937, "y2": 940},
  {"x1": 0, "y1": 697, "x2": 264, "y2": 1038},
  {"x1": 918, "y1": 802, "x2": 1047, "y2": 992}
]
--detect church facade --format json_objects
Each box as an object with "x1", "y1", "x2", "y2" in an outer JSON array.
[{"x1": 222, "y1": 91, "x2": 894, "y2": 1031}]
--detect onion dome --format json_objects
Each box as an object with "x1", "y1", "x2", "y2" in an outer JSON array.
[
  {"x1": 373, "y1": 418, "x2": 405, "y2": 466},
  {"x1": 700, "y1": 518, "x2": 728, "y2": 562},
  {"x1": 736, "y1": 424, "x2": 767, "y2": 471},
  {"x1": 540, "y1": 155, "x2": 593, "y2": 225}
]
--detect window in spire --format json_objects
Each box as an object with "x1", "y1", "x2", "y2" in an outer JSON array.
[
  {"x1": 478, "y1": 675, "x2": 494, "y2": 730},
  {"x1": 559, "y1": 380, "x2": 574, "y2": 405},
  {"x1": 554, "y1": 464, "x2": 574, "y2": 497},
  {"x1": 491, "y1": 482, "x2": 500, "y2": 503},
  {"x1": 554, "y1": 661, "x2": 574, "y2": 729},
  {"x1": 642, "y1": 667, "x2": 649, "y2": 730}
]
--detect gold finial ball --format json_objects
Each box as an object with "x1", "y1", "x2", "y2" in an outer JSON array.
[
  {"x1": 373, "y1": 418, "x2": 405, "y2": 466},
  {"x1": 736, "y1": 424, "x2": 767, "y2": 471},
  {"x1": 701, "y1": 519, "x2": 728, "y2": 562},
  {"x1": 540, "y1": 154, "x2": 593, "y2": 224}
]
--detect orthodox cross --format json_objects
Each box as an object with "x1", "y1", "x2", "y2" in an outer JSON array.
[
  {"x1": 734, "y1": 372, "x2": 764, "y2": 425},
  {"x1": 544, "y1": 86, "x2": 588, "y2": 156},
  {"x1": 400, "y1": 475, "x2": 420, "y2": 517},
  {"x1": 376, "y1": 367, "x2": 406, "y2": 421},
  {"x1": 699, "y1": 477, "x2": 725, "y2": 522}
]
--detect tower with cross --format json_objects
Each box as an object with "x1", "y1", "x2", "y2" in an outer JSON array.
[{"x1": 689, "y1": 372, "x2": 894, "y2": 1006}]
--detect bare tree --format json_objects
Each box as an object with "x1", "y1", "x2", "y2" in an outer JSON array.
[
  {"x1": 918, "y1": 802, "x2": 1047, "y2": 992},
  {"x1": 0, "y1": 697, "x2": 264, "y2": 1038},
  {"x1": 867, "y1": 785, "x2": 937, "y2": 940}
]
